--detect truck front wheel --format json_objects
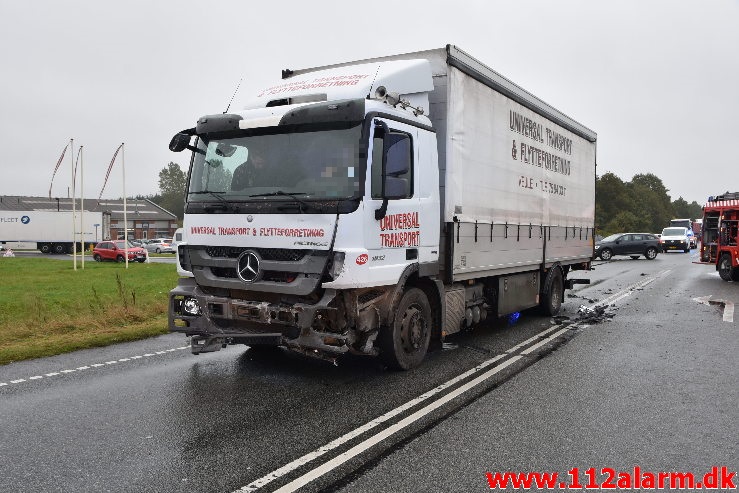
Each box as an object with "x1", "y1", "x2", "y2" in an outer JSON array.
[
  {"x1": 380, "y1": 288, "x2": 431, "y2": 370},
  {"x1": 718, "y1": 254, "x2": 739, "y2": 281}
]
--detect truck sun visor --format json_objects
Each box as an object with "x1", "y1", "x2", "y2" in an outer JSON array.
[
  {"x1": 196, "y1": 114, "x2": 244, "y2": 135},
  {"x1": 279, "y1": 99, "x2": 365, "y2": 126}
]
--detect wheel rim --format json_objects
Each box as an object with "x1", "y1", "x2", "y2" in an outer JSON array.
[
  {"x1": 601, "y1": 250, "x2": 612, "y2": 260},
  {"x1": 646, "y1": 248, "x2": 656, "y2": 259},
  {"x1": 400, "y1": 304, "x2": 427, "y2": 355},
  {"x1": 720, "y1": 257, "x2": 731, "y2": 274}
]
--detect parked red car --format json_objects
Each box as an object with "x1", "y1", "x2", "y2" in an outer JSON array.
[{"x1": 92, "y1": 240, "x2": 147, "y2": 263}]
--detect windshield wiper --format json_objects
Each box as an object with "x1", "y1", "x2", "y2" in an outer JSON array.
[
  {"x1": 249, "y1": 190, "x2": 313, "y2": 213},
  {"x1": 188, "y1": 191, "x2": 237, "y2": 212}
]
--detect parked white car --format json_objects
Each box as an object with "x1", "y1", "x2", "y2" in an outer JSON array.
[{"x1": 144, "y1": 238, "x2": 175, "y2": 254}]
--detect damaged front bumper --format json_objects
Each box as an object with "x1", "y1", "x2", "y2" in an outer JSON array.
[{"x1": 169, "y1": 278, "x2": 349, "y2": 359}]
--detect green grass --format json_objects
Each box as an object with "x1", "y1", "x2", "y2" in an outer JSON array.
[{"x1": 0, "y1": 258, "x2": 179, "y2": 365}]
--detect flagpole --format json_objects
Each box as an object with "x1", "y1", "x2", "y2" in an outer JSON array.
[
  {"x1": 80, "y1": 147, "x2": 85, "y2": 269},
  {"x1": 71, "y1": 138, "x2": 76, "y2": 270},
  {"x1": 122, "y1": 143, "x2": 128, "y2": 269}
]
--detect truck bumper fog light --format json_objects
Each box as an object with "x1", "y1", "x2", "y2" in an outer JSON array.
[{"x1": 183, "y1": 297, "x2": 202, "y2": 316}]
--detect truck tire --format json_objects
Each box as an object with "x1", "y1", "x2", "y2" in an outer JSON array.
[
  {"x1": 540, "y1": 267, "x2": 563, "y2": 316},
  {"x1": 599, "y1": 248, "x2": 613, "y2": 261},
  {"x1": 718, "y1": 254, "x2": 739, "y2": 281},
  {"x1": 54, "y1": 244, "x2": 65, "y2": 254},
  {"x1": 380, "y1": 288, "x2": 431, "y2": 370},
  {"x1": 40, "y1": 244, "x2": 51, "y2": 254},
  {"x1": 645, "y1": 247, "x2": 658, "y2": 260}
]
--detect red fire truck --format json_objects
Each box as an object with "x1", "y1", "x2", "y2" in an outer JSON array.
[{"x1": 700, "y1": 192, "x2": 739, "y2": 281}]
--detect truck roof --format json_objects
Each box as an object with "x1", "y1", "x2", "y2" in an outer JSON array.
[{"x1": 283, "y1": 45, "x2": 596, "y2": 143}]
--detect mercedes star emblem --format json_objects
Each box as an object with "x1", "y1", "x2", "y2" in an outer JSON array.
[{"x1": 236, "y1": 250, "x2": 261, "y2": 283}]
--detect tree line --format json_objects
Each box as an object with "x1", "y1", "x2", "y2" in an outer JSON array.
[
  {"x1": 147, "y1": 164, "x2": 706, "y2": 238},
  {"x1": 596, "y1": 172, "x2": 703, "y2": 236}
]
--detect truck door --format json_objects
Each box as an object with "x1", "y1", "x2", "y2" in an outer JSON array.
[{"x1": 363, "y1": 118, "x2": 435, "y2": 285}]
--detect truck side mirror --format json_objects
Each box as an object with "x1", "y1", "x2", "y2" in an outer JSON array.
[{"x1": 169, "y1": 133, "x2": 191, "y2": 152}]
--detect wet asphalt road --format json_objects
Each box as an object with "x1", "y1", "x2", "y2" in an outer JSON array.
[{"x1": 1, "y1": 250, "x2": 737, "y2": 492}]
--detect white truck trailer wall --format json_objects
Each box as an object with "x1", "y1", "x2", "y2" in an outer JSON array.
[
  {"x1": 0, "y1": 210, "x2": 102, "y2": 244},
  {"x1": 445, "y1": 67, "x2": 595, "y2": 227},
  {"x1": 445, "y1": 67, "x2": 595, "y2": 278}
]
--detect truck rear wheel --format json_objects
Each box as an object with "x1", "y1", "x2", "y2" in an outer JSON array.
[
  {"x1": 540, "y1": 267, "x2": 563, "y2": 316},
  {"x1": 380, "y1": 288, "x2": 431, "y2": 370},
  {"x1": 40, "y1": 244, "x2": 51, "y2": 254},
  {"x1": 54, "y1": 244, "x2": 65, "y2": 254}
]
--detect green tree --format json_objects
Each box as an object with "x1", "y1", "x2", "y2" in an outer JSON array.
[
  {"x1": 603, "y1": 210, "x2": 645, "y2": 234},
  {"x1": 672, "y1": 196, "x2": 703, "y2": 220},
  {"x1": 596, "y1": 172, "x2": 630, "y2": 235},
  {"x1": 157, "y1": 162, "x2": 186, "y2": 219},
  {"x1": 628, "y1": 173, "x2": 673, "y2": 232}
]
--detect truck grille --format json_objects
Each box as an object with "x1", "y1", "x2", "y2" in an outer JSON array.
[{"x1": 205, "y1": 246, "x2": 310, "y2": 261}]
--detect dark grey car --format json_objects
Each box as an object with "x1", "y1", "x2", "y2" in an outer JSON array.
[{"x1": 594, "y1": 233, "x2": 660, "y2": 261}]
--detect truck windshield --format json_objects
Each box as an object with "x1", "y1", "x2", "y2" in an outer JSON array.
[{"x1": 187, "y1": 124, "x2": 363, "y2": 202}]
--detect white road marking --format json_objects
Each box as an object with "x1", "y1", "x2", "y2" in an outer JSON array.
[
  {"x1": 0, "y1": 346, "x2": 189, "y2": 388},
  {"x1": 693, "y1": 295, "x2": 736, "y2": 323},
  {"x1": 505, "y1": 324, "x2": 565, "y2": 353},
  {"x1": 236, "y1": 323, "x2": 580, "y2": 493},
  {"x1": 724, "y1": 302, "x2": 734, "y2": 322},
  {"x1": 236, "y1": 350, "x2": 509, "y2": 492},
  {"x1": 272, "y1": 357, "x2": 523, "y2": 493},
  {"x1": 594, "y1": 271, "x2": 667, "y2": 308},
  {"x1": 238, "y1": 269, "x2": 670, "y2": 492},
  {"x1": 520, "y1": 327, "x2": 570, "y2": 355}
]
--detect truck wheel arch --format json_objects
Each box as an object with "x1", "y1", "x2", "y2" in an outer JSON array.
[{"x1": 384, "y1": 264, "x2": 443, "y2": 342}]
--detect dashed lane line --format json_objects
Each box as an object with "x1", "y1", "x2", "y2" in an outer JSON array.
[{"x1": 0, "y1": 346, "x2": 189, "y2": 388}]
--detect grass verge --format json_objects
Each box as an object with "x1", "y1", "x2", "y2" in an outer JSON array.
[{"x1": 0, "y1": 257, "x2": 179, "y2": 365}]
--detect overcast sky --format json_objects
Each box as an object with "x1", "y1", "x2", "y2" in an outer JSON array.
[{"x1": 1, "y1": 0, "x2": 737, "y2": 205}]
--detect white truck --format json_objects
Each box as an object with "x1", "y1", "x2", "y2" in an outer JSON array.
[
  {"x1": 168, "y1": 45, "x2": 597, "y2": 369},
  {"x1": 0, "y1": 210, "x2": 102, "y2": 254}
]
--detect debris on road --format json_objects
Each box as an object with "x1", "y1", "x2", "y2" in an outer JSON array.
[{"x1": 576, "y1": 304, "x2": 614, "y2": 324}]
